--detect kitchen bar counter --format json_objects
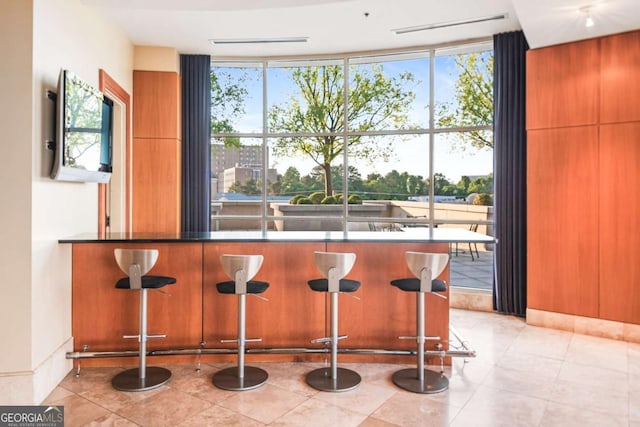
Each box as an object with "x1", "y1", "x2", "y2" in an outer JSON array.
[
  {"x1": 62, "y1": 230, "x2": 492, "y2": 367},
  {"x1": 60, "y1": 228, "x2": 494, "y2": 244}
]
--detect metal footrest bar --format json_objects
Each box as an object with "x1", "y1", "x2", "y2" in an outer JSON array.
[
  {"x1": 123, "y1": 334, "x2": 166, "y2": 340},
  {"x1": 220, "y1": 338, "x2": 262, "y2": 343},
  {"x1": 398, "y1": 335, "x2": 440, "y2": 341},
  {"x1": 67, "y1": 346, "x2": 462, "y2": 359},
  {"x1": 311, "y1": 335, "x2": 347, "y2": 344},
  {"x1": 68, "y1": 325, "x2": 476, "y2": 360}
]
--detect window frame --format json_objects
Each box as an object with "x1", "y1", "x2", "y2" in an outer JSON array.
[{"x1": 210, "y1": 39, "x2": 493, "y2": 232}]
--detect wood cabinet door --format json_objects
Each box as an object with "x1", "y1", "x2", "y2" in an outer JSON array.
[
  {"x1": 132, "y1": 138, "x2": 181, "y2": 233},
  {"x1": 526, "y1": 39, "x2": 600, "y2": 130},
  {"x1": 599, "y1": 123, "x2": 640, "y2": 324},
  {"x1": 133, "y1": 71, "x2": 180, "y2": 139},
  {"x1": 600, "y1": 31, "x2": 640, "y2": 124},
  {"x1": 527, "y1": 126, "x2": 599, "y2": 317}
]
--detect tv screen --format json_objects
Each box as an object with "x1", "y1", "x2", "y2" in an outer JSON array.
[{"x1": 51, "y1": 69, "x2": 112, "y2": 183}]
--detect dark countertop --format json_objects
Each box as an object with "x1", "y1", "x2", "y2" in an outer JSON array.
[{"x1": 59, "y1": 229, "x2": 495, "y2": 244}]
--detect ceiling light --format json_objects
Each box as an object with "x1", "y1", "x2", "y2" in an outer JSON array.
[
  {"x1": 585, "y1": 14, "x2": 594, "y2": 27},
  {"x1": 580, "y1": 6, "x2": 595, "y2": 28},
  {"x1": 209, "y1": 37, "x2": 309, "y2": 45},
  {"x1": 391, "y1": 13, "x2": 508, "y2": 35}
]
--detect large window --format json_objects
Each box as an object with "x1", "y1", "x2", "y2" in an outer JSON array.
[{"x1": 210, "y1": 40, "x2": 493, "y2": 232}]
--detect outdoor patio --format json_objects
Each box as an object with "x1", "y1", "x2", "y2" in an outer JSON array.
[{"x1": 449, "y1": 246, "x2": 494, "y2": 291}]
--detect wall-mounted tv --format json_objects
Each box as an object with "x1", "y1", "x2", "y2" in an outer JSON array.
[{"x1": 51, "y1": 69, "x2": 112, "y2": 183}]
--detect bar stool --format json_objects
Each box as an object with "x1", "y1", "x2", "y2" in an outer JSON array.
[
  {"x1": 306, "y1": 251, "x2": 361, "y2": 392},
  {"x1": 111, "y1": 249, "x2": 176, "y2": 392},
  {"x1": 213, "y1": 254, "x2": 269, "y2": 391},
  {"x1": 390, "y1": 251, "x2": 449, "y2": 394}
]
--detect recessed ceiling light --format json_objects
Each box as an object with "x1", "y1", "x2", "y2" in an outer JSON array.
[
  {"x1": 580, "y1": 6, "x2": 595, "y2": 28},
  {"x1": 392, "y1": 13, "x2": 508, "y2": 35},
  {"x1": 209, "y1": 37, "x2": 309, "y2": 45}
]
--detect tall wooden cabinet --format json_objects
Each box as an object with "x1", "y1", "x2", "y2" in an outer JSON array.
[
  {"x1": 527, "y1": 126, "x2": 600, "y2": 318},
  {"x1": 132, "y1": 71, "x2": 181, "y2": 233},
  {"x1": 527, "y1": 30, "x2": 640, "y2": 325},
  {"x1": 598, "y1": 123, "x2": 640, "y2": 324}
]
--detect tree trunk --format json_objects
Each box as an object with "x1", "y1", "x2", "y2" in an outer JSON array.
[{"x1": 323, "y1": 163, "x2": 332, "y2": 196}]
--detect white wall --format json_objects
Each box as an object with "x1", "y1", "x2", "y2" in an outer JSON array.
[
  {"x1": 0, "y1": 0, "x2": 35, "y2": 384},
  {"x1": 0, "y1": 0, "x2": 134, "y2": 404}
]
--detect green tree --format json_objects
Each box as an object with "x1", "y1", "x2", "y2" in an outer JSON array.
[
  {"x1": 228, "y1": 178, "x2": 261, "y2": 196},
  {"x1": 269, "y1": 64, "x2": 417, "y2": 195},
  {"x1": 457, "y1": 176, "x2": 472, "y2": 194},
  {"x1": 211, "y1": 69, "x2": 251, "y2": 147},
  {"x1": 279, "y1": 167, "x2": 304, "y2": 196},
  {"x1": 406, "y1": 175, "x2": 427, "y2": 196},
  {"x1": 329, "y1": 165, "x2": 365, "y2": 196},
  {"x1": 437, "y1": 52, "x2": 493, "y2": 151},
  {"x1": 429, "y1": 173, "x2": 454, "y2": 196},
  {"x1": 467, "y1": 174, "x2": 494, "y2": 195}
]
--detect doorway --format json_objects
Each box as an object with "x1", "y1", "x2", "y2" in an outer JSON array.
[{"x1": 98, "y1": 70, "x2": 131, "y2": 234}]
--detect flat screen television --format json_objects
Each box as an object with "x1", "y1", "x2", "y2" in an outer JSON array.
[{"x1": 51, "y1": 69, "x2": 112, "y2": 183}]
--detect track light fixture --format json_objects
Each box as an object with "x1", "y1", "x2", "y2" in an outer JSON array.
[
  {"x1": 209, "y1": 37, "x2": 309, "y2": 45},
  {"x1": 391, "y1": 13, "x2": 508, "y2": 35}
]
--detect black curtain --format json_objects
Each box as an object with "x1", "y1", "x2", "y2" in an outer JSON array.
[
  {"x1": 493, "y1": 31, "x2": 529, "y2": 316},
  {"x1": 180, "y1": 54, "x2": 211, "y2": 233}
]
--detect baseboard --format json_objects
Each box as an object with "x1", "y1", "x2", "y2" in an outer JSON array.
[
  {"x1": 0, "y1": 337, "x2": 73, "y2": 405},
  {"x1": 449, "y1": 287, "x2": 493, "y2": 312},
  {"x1": 526, "y1": 308, "x2": 640, "y2": 343}
]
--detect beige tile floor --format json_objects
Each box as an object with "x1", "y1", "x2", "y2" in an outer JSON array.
[{"x1": 44, "y1": 309, "x2": 640, "y2": 426}]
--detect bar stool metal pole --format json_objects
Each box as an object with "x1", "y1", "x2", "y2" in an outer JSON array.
[
  {"x1": 390, "y1": 251, "x2": 449, "y2": 394},
  {"x1": 306, "y1": 251, "x2": 361, "y2": 392},
  {"x1": 111, "y1": 249, "x2": 176, "y2": 392},
  {"x1": 212, "y1": 254, "x2": 269, "y2": 391}
]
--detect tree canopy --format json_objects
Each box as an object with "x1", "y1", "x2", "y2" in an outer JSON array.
[
  {"x1": 260, "y1": 163, "x2": 492, "y2": 203},
  {"x1": 436, "y1": 52, "x2": 494, "y2": 151},
  {"x1": 268, "y1": 64, "x2": 417, "y2": 195},
  {"x1": 210, "y1": 69, "x2": 249, "y2": 147}
]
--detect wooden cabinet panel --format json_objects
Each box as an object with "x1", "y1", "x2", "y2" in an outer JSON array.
[
  {"x1": 132, "y1": 138, "x2": 181, "y2": 233},
  {"x1": 599, "y1": 123, "x2": 640, "y2": 324},
  {"x1": 527, "y1": 127, "x2": 599, "y2": 317},
  {"x1": 526, "y1": 39, "x2": 600, "y2": 130},
  {"x1": 72, "y1": 240, "x2": 453, "y2": 366},
  {"x1": 326, "y1": 242, "x2": 450, "y2": 359},
  {"x1": 133, "y1": 71, "x2": 180, "y2": 139},
  {"x1": 203, "y1": 242, "x2": 326, "y2": 361},
  {"x1": 203, "y1": 241, "x2": 450, "y2": 363},
  {"x1": 72, "y1": 243, "x2": 202, "y2": 352},
  {"x1": 601, "y1": 31, "x2": 640, "y2": 124}
]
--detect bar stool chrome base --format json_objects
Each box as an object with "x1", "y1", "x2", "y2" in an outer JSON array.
[
  {"x1": 112, "y1": 367, "x2": 172, "y2": 392},
  {"x1": 392, "y1": 368, "x2": 449, "y2": 394},
  {"x1": 213, "y1": 366, "x2": 268, "y2": 391},
  {"x1": 306, "y1": 367, "x2": 361, "y2": 392}
]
